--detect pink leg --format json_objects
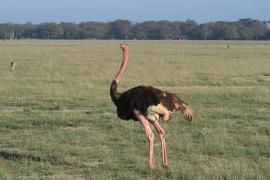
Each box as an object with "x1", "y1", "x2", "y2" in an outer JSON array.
[
  {"x1": 152, "y1": 121, "x2": 168, "y2": 168},
  {"x1": 134, "y1": 110, "x2": 155, "y2": 169}
]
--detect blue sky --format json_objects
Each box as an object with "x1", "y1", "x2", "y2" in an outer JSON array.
[{"x1": 0, "y1": 0, "x2": 269, "y2": 24}]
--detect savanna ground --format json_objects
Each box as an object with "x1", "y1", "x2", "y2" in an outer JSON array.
[{"x1": 0, "y1": 40, "x2": 269, "y2": 179}]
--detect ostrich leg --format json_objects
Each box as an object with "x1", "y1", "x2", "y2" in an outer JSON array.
[
  {"x1": 134, "y1": 110, "x2": 155, "y2": 169},
  {"x1": 152, "y1": 121, "x2": 168, "y2": 168}
]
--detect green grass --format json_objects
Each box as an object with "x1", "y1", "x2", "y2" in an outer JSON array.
[{"x1": 0, "y1": 40, "x2": 269, "y2": 179}]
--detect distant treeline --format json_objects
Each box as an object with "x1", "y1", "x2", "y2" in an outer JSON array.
[{"x1": 0, "y1": 18, "x2": 270, "y2": 40}]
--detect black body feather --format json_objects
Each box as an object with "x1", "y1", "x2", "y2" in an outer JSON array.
[{"x1": 110, "y1": 80, "x2": 182, "y2": 121}]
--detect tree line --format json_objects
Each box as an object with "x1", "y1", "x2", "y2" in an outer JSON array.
[{"x1": 0, "y1": 18, "x2": 269, "y2": 40}]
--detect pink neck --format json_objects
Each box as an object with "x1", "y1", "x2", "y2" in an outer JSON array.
[{"x1": 114, "y1": 49, "x2": 128, "y2": 83}]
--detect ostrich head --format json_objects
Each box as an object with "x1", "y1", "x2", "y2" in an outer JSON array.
[{"x1": 120, "y1": 43, "x2": 128, "y2": 51}]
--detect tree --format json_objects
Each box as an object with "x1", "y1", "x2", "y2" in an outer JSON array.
[
  {"x1": 60, "y1": 22, "x2": 81, "y2": 39},
  {"x1": 234, "y1": 23, "x2": 253, "y2": 40},
  {"x1": 238, "y1": 19, "x2": 268, "y2": 39},
  {"x1": 109, "y1": 20, "x2": 132, "y2": 39},
  {"x1": 198, "y1": 23, "x2": 213, "y2": 40},
  {"x1": 0, "y1": 23, "x2": 14, "y2": 39},
  {"x1": 17, "y1": 23, "x2": 34, "y2": 39},
  {"x1": 79, "y1": 21, "x2": 110, "y2": 39},
  {"x1": 183, "y1": 20, "x2": 199, "y2": 39},
  {"x1": 210, "y1": 21, "x2": 240, "y2": 40},
  {"x1": 0, "y1": 18, "x2": 268, "y2": 40},
  {"x1": 264, "y1": 29, "x2": 270, "y2": 40},
  {"x1": 171, "y1": 21, "x2": 184, "y2": 40},
  {"x1": 132, "y1": 21, "x2": 161, "y2": 40},
  {"x1": 131, "y1": 23, "x2": 146, "y2": 39},
  {"x1": 143, "y1": 21, "x2": 161, "y2": 39},
  {"x1": 155, "y1": 21, "x2": 173, "y2": 39},
  {"x1": 36, "y1": 23, "x2": 63, "y2": 39},
  {"x1": 224, "y1": 23, "x2": 240, "y2": 40}
]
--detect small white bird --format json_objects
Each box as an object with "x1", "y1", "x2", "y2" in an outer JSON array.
[{"x1": 10, "y1": 61, "x2": 16, "y2": 71}]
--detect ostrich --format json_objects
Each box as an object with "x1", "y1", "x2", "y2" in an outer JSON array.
[
  {"x1": 227, "y1": 40, "x2": 232, "y2": 49},
  {"x1": 110, "y1": 43, "x2": 193, "y2": 169}
]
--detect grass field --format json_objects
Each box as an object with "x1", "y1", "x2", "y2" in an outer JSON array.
[{"x1": 0, "y1": 40, "x2": 269, "y2": 179}]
